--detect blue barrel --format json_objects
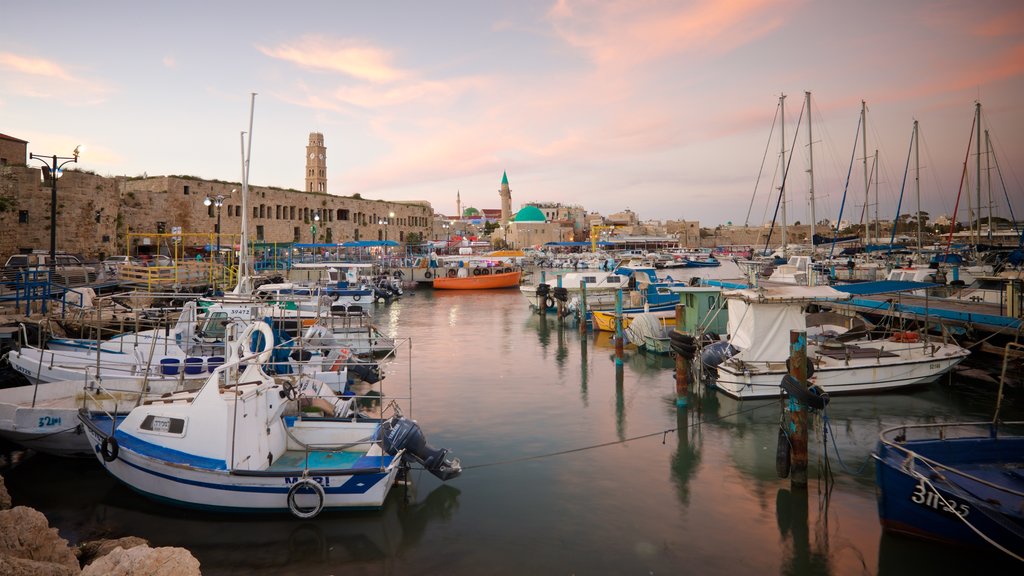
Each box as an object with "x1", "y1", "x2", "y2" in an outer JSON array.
[
  {"x1": 206, "y1": 356, "x2": 224, "y2": 372},
  {"x1": 184, "y1": 357, "x2": 205, "y2": 375},
  {"x1": 159, "y1": 358, "x2": 180, "y2": 375}
]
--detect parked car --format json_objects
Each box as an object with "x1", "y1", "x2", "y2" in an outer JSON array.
[
  {"x1": 2, "y1": 251, "x2": 99, "y2": 286},
  {"x1": 101, "y1": 255, "x2": 142, "y2": 276},
  {"x1": 145, "y1": 254, "x2": 173, "y2": 267}
]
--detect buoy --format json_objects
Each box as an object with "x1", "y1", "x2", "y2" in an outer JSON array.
[{"x1": 775, "y1": 428, "x2": 791, "y2": 479}]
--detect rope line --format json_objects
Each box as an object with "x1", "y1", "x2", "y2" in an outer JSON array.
[{"x1": 463, "y1": 400, "x2": 777, "y2": 470}]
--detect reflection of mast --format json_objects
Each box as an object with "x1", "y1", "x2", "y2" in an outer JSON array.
[
  {"x1": 615, "y1": 362, "x2": 625, "y2": 441},
  {"x1": 669, "y1": 406, "x2": 701, "y2": 507},
  {"x1": 579, "y1": 334, "x2": 589, "y2": 406}
]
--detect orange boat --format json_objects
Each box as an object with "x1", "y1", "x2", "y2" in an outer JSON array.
[{"x1": 432, "y1": 267, "x2": 522, "y2": 290}]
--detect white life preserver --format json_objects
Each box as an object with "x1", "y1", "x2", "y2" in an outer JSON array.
[
  {"x1": 353, "y1": 295, "x2": 361, "y2": 301},
  {"x1": 287, "y1": 478, "x2": 325, "y2": 519},
  {"x1": 424, "y1": 270, "x2": 433, "y2": 279},
  {"x1": 231, "y1": 321, "x2": 275, "y2": 364}
]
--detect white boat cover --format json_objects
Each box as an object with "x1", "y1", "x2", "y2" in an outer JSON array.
[{"x1": 725, "y1": 285, "x2": 849, "y2": 362}]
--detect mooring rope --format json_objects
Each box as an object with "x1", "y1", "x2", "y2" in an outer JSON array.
[{"x1": 463, "y1": 400, "x2": 778, "y2": 470}]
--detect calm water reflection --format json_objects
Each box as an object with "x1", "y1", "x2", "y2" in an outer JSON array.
[{"x1": 3, "y1": 267, "x2": 1022, "y2": 575}]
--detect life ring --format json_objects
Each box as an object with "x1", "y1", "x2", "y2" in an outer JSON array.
[
  {"x1": 352, "y1": 295, "x2": 361, "y2": 302},
  {"x1": 481, "y1": 268, "x2": 490, "y2": 275},
  {"x1": 779, "y1": 373, "x2": 829, "y2": 410},
  {"x1": 231, "y1": 321, "x2": 275, "y2": 364},
  {"x1": 100, "y1": 436, "x2": 119, "y2": 462},
  {"x1": 287, "y1": 478, "x2": 326, "y2": 519},
  {"x1": 473, "y1": 268, "x2": 481, "y2": 276},
  {"x1": 889, "y1": 331, "x2": 919, "y2": 343},
  {"x1": 424, "y1": 271, "x2": 433, "y2": 279},
  {"x1": 544, "y1": 296, "x2": 555, "y2": 309},
  {"x1": 447, "y1": 269, "x2": 457, "y2": 278}
]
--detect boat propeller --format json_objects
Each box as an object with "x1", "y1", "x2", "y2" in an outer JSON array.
[{"x1": 378, "y1": 414, "x2": 462, "y2": 481}]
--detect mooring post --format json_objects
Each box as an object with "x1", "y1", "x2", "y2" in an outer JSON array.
[
  {"x1": 556, "y1": 274, "x2": 564, "y2": 325},
  {"x1": 538, "y1": 271, "x2": 548, "y2": 316},
  {"x1": 787, "y1": 329, "x2": 809, "y2": 487},
  {"x1": 579, "y1": 282, "x2": 588, "y2": 334},
  {"x1": 673, "y1": 302, "x2": 688, "y2": 407},
  {"x1": 614, "y1": 289, "x2": 624, "y2": 365}
]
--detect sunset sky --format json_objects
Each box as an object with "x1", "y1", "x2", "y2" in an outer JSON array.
[{"x1": 2, "y1": 0, "x2": 1022, "y2": 227}]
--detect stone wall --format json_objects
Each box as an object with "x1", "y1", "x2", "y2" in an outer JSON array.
[
  {"x1": 0, "y1": 166, "x2": 121, "y2": 260},
  {"x1": 0, "y1": 171, "x2": 435, "y2": 262}
]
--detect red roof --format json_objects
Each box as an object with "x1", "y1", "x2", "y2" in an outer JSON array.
[{"x1": 0, "y1": 133, "x2": 29, "y2": 144}]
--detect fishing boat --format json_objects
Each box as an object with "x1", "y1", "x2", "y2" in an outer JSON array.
[
  {"x1": 432, "y1": 266, "x2": 521, "y2": 290},
  {"x1": 874, "y1": 420, "x2": 1024, "y2": 558},
  {"x1": 590, "y1": 308, "x2": 676, "y2": 332},
  {"x1": 78, "y1": 320, "x2": 461, "y2": 518},
  {"x1": 700, "y1": 285, "x2": 970, "y2": 399}
]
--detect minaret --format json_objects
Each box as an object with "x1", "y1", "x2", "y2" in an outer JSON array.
[
  {"x1": 305, "y1": 132, "x2": 327, "y2": 193},
  {"x1": 499, "y1": 171, "x2": 512, "y2": 225},
  {"x1": 456, "y1": 190, "x2": 462, "y2": 221}
]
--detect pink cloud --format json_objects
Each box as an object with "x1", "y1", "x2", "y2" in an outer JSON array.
[
  {"x1": 0, "y1": 51, "x2": 110, "y2": 105},
  {"x1": 258, "y1": 36, "x2": 407, "y2": 83}
]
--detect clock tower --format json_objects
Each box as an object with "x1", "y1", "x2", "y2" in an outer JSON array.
[{"x1": 305, "y1": 132, "x2": 327, "y2": 193}]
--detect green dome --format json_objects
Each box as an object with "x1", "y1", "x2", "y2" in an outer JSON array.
[
  {"x1": 514, "y1": 205, "x2": 546, "y2": 223},
  {"x1": 463, "y1": 207, "x2": 481, "y2": 217}
]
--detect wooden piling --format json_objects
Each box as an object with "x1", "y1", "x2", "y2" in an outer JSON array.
[
  {"x1": 786, "y1": 329, "x2": 809, "y2": 487},
  {"x1": 673, "y1": 303, "x2": 688, "y2": 407},
  {"x1": 556, "y1": 275, "x2": 564, "y2": 324},
  {"x1": 614, "y1": 289, "x2": 624, "y2": 365},
  {"x1": 579, "y1": 282, "x2": 588, "y2": 335}
]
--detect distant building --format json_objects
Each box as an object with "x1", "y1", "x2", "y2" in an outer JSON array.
[
  {"x1": 305, "y1": 132, "x2": 327, "y2": 193},
  {"x1": 0, "y1": 133, "x2": 28, "y2": 166}
]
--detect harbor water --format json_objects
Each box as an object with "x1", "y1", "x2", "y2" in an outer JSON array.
[{"x1": 3, "y1": 261, "x2": 1022, "y2": 575}]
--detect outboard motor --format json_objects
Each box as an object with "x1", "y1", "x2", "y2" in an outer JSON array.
[
  {"x1": 378, "y1": 414, "x2": 461, "y2": 481},
  {"x1": 700, "y1": 340, "x2": 738, "y2": 369},
  {"x1": 349, "y1": 362, "x2": 381, "y2": 384}
]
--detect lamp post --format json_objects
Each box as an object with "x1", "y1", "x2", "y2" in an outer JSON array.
[
  {"x1": 204, "y1": 193, "x2": 226, "y2": 259},
  {"x1": 443, "y1": 223, "x2": 450, "y2": 252},
  {"x1": 29, "y1": 146, "x2": 80, "y2": 273},
  {"x1": 311, "y1": 211, "x2": 320, "y2": 243}
]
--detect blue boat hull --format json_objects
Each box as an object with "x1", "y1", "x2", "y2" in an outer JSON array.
[{"x1": 874, "y1": 425, "x2": 1024, "y2": 557}]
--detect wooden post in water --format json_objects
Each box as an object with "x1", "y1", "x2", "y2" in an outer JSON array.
[
  {"x1": 579, "y1": 282, "x2": 588, "y2": 335},
  {"x1": 537, "y1": 271, "x2": 547, "y2": 316},
  {"x1": 673, "y1": 303, "x2": 688, "y2": 407},
  {"x1": 614, "y1": 289, "x2": 624, "y2": 365},
  {"x1": 786, "y1": 330, "x2": 809, "y2": 487},
  {"x1": 556, "y1": 274, "x2": 564, "y2": 325}
]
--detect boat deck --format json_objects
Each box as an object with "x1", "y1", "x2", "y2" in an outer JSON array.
[{"x1": 269, "y1": 450, "x2": 391, "y2": 471}]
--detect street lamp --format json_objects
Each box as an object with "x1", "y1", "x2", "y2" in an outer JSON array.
[
  {"x1": 204, "y1": 192, "x2": 227, "y2": 259},
  {"x1": 311, "y1": 211, "x2": 320, "y2": 243},
  {"x1": 29, "y1": 145, "x2": 80, "y2": 273}
]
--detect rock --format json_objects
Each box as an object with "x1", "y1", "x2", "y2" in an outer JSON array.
[
  {"x1": 0, "y1": 475, "x2": 10, "y2": 510},
  {"x1": 0, "y1": 555, "x2": 79, "y2": 576},
  {"x1": 80, "y1": 545, "x2": 201, "y2": 576},
  {"x1": 77, "y1": 537, "x2": 149, "y2": 566},
  {"x1": 0, "y1": 506, "x2": 79, "y2": 571}
]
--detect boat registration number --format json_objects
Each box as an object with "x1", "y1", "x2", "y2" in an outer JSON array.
[
  {"x1": 38, "y1": 415, "x2": 62, "y2": 427},
  {"x1": 285, "y1": 476, "x2": 330, "y2": 487},
  {"x1": 911, "y1": 479, "x2": 969, "y2": 518}
]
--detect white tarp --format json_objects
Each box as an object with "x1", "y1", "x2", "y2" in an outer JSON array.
[{"x1": 727, "y1": 298, "x2": 808, "y2": 362}]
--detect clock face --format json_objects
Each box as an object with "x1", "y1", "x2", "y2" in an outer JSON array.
[{"x1": 309, "y1": 152, "x2": 315, "y2": 159}]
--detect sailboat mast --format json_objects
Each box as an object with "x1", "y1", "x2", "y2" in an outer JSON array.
[
  {"x1": 861, "y1": 101, "x2": 869, "y2": 246},
  {"x1": 780, "y1": 93, "x2": 787, "y2": 256},
  {"x1": 806, "y1": 91, "x2": 816, "y2": 283},
  {"x1": 986, "y1": 129, "x2": 993, "y2": 241},
  {"x1": 914, "y1": 120, "x2": 921, "y2": 253},
  {"x1": 874, "y1": 149, "x2": 879, "y2": 244},
  {"x1": 975, "y1": 101, "x2": 981, "y2": 247}
]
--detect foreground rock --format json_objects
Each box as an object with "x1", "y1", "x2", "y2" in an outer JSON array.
[
  {"x1": 0, "y1": 475, "x2": 202, "y2": 575},
  {"x1": 81, "y1": 545, "x2": 201, "y2": 576},
  {"x1": 0, "y1": 506, "x2": 80, "y2": 574}
]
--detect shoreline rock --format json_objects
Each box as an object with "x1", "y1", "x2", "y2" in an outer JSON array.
[{"x1": 0, "y1": 473, "x2": 201, "y2": 575}]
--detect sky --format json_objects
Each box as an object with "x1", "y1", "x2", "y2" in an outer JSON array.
[{"x1": 2, "y1": 0, "x2": 1022, "y2": 227}]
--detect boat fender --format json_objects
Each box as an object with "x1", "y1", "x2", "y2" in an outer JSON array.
[
  {"x1": 448, "y1": 269, "x2": 457, "y2": 278},
  {"x1": 779, "y1": 374, "x2": 829, "y2": 410},
  {"x1": 100, "y1": 436, "x2": 119, "y2": 462},
  {"x1": 544, "y1": 296, "x2": 555, "y2": 310},
  {"x1": 287, "y1": 478, "x2": 325, "y2": 519},
  {"x1": 775, "y1": 428, "x2": 790, "y2": 479},
  {"x1": 784, "y1": 356, "x2": 816, "y2": 378},
  {"x1": 424, "y1": 270, "x2": 433, "y2": 279},
  {"x1": 888, "y1": 331, "x2": 919, "y2": 343}
]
